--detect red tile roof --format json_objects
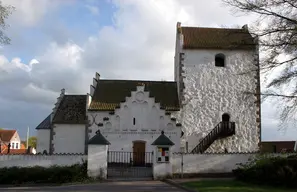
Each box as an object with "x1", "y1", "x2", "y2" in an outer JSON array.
[
  {"x1": 0, "y1": 144, "x2": 34, "y2": 154},
  {"x1": 0, "y1": 130, "x2": 16, "y2": 142},
  {"x1": 180, "y1": 26, "x2": 256, "y2": 50}
]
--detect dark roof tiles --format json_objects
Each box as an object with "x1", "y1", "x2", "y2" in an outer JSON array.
[
  {"x1": 151, "y1": 131, "x2": 175, "y2": 146},
  {"x1": 52, "y1": 95, "x2": 87, "y2": 124},
  {"x1": 89, "y1": 80, "x2": 180, "y2": 111},
  {"x1": 88, "y1": 130, "x2": 110, "y2": 145},
  {"x1": 35, "y1": 114, "x2": 51, "y2": 130}
]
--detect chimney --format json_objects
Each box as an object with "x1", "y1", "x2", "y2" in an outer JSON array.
[{"x1": 60, "y1": 88, "x2": 65, "y2": 96}]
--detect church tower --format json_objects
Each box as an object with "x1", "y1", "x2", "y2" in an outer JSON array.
[{"x1": 174, "y1": 22, "x2": 261, "y2": 153}]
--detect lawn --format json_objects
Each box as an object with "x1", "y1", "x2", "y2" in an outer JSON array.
[{"x1": 182, "y1": 179, "x2": 297, "y2": 192}]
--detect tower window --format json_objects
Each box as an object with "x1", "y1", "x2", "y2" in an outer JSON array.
[
  {"x1": 133, "y1": 118, "x2": 136, "y2": 125},
  {"x1": 215, "y1": 53, "x2": 225, "y2": 67}
]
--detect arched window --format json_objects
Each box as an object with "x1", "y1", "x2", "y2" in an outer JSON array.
[
  {"x1": 222, "y1": 113, "x2": 230, "y2": 122},
  {"x1": 215, "y1": 53, "x2": 225, "y2": 67}
]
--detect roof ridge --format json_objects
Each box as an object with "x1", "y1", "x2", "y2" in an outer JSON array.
[
  {"x1": 63, "y1": 94, "x2": 87, "y2": 96},
  {"x1": 99, "y1": 79, "x2": 176, "y2": 83},
  {"x1": 0, "y1": 129, "x2": 16, "y2": 132},
  {"x1": 181, "y1": 26, "x2": 245, "y2": 31}
]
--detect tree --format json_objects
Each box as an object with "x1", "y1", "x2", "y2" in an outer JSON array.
[
  {"x1": 26, "y1": 136, "x2": 37, "y2": 148},
  {"x1": 223, "y1": 0, "x2": 297, "y2": 128},
  {"x1": 0, "y1": 1, "x2": 14, "y2": 45}
]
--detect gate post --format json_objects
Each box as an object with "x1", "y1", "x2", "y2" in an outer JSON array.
[
  {"x1": 151, "y1": 131, "x2": 175, "y2": 180},
  {"x1": 87, "y1": 130, "x2": 111, "y2": 179}
]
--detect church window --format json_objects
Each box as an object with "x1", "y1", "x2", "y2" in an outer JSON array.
[
  {"x1": 133, "y1": 118, "x2": 136, "y2": 125},
  {"x1": 215, "y1": 53, "x2": 225, "y2": 67}
]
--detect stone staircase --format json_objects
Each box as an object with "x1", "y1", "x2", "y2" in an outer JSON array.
[{"x1": 191, "y1": 121, "x2": 235, "y2": 153}]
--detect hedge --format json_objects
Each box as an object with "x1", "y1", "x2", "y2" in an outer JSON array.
[
  {"x1": 233, "y1": 154, "x2": 297, "y2": 188},
  {"x1": 0, "y1": 160, "x2": 89, "y2": 185}
]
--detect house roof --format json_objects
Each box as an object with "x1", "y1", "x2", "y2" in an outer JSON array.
[
  {"x1": 0, "y1": 148, "x2": 34, "y2": 155},
  {"x1": 151, "y1": 131, "x2": 175, "y2": 146},
  {"x1": 88, "y1": 130, "x2": 110, "y2": 145},
  {"x1": 35, "y1": 114, "x2": 51, "y2": 130},
  {"x1": 52, "y1": 95, "x2": 87, "y2": 124},
  {"x1": 0, "y1": 130, "x2": 16, "y2": 142},
  {"x1": 180, "y1": 26, "x2": 256, "y2": 50},
  {"x1": 89, "y1": 80, "x2": 180, "y2": 111},
  {"x1": 261, "y1": 141, "x2": 296, "y2": 152}
]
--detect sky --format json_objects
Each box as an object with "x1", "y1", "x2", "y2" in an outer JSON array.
[{"x1": 0, "y1": 0, "x2": 296, "y2": 141}]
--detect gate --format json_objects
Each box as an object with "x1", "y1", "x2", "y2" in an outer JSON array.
[{"x1": 107, "y1": 151, "x2": 153, "y2": 180}]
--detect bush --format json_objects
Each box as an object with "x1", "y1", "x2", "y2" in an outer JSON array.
[
  {"x1": 0, "y1": 160, "x2": 89, "y2": 185},
  {"x1": 233, "y1": 154, "x2": 297, "y2": 188}
]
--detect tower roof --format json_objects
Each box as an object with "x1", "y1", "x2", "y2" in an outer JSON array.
[{"x1": 180, "y1": 26, "x2": 256, "y2": 50}]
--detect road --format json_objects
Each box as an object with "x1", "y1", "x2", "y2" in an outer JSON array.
[{"x1": 0, "y1": 180, "x2": 186, "y2": 192}]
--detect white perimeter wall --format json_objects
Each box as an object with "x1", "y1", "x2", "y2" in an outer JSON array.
[
  {"x1": 36, "y1": 129, "x2": 50, "y2": 153},
  {"x1": 0, "y1": 155, "x2": 87, "y2": 168},
  {"x1": 171, "y1": 153, "x2": 296, "y2": 174},
  {"x1": 53, "y1": 124, "x2": 86, "y2": 154},
  {"x1": 176, "y1": 49, "x2": 259, "y2": 153}
]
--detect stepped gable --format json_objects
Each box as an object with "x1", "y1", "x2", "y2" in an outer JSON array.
[{"x1": 89, "y1": 79, "x2": 180, "y2": 111}]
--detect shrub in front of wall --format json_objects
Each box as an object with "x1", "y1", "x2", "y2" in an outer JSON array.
[
  {"x1": 233, "y1": 154, "x2": 297, "y2": 188},
  {"x1": 0, "y1": 161, "x2": 89, "y2": 185}
]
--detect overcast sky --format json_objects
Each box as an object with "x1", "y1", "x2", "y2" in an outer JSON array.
[{"x1": 0, "y1": 0, "x2": 296, "y2": 141}]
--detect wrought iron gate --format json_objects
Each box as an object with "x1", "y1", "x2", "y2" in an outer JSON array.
[{"x1": 107, "y1": 151, "x2": 153, "y2": 180}]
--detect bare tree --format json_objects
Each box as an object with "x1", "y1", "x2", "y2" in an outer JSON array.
[
  {"x1": 223, "y1": 0, "x2": 297, "y2": 128},
  {"x1": 0, "y1": 0, "x2": 14, "y2": 45}
]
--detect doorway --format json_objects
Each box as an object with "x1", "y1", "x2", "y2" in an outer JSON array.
[
  {"x1": 222, "y1": 113, "x2": 230, "y2": 122},
  {"x1": 133, "y1": 141, "x2": 146, "y2": 166}
]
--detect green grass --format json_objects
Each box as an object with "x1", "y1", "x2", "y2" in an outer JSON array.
[{"x1": 182, "y1": 179, "x2": 297, "y2": 192}]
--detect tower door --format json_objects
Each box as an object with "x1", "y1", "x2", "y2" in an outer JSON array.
[{"x1": 222, "y1": 113, "x2": 230, "y2": 122}]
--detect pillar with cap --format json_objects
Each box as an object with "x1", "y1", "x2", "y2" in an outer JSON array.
[
  {"x1": 87, "y1": 129, "x2": 110, "y2": 179},
  {"x1": 151, "y1": 131, "x2": 175, "y2": 179}
]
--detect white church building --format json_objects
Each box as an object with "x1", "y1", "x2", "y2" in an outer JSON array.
[{"x1": 35, "y1": 22, "x2": 261, "y2": 156}]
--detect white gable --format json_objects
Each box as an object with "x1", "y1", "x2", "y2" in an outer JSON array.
[{"x1": 87, "y1": 85, "x2": 182, "y2": 153}]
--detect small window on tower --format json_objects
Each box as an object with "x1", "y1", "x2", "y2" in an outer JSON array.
[
  {"x1": 215, "y1": 53, "x2": 225, "y2": 67},
  {"x1": 133, "y1": 118, "x2": 136, "y2": 125}
]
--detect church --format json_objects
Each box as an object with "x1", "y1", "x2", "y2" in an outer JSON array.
[{"x1": 35, "y1": 22, "x2": 261, "y2": 155}]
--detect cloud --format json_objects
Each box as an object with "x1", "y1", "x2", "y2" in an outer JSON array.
[
  {"x1": 1, "y1": 0, "x2": 63, "y2": 26},
  {"x1": 85, "y1": 5, "x2": 99, "y2": 15}
]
